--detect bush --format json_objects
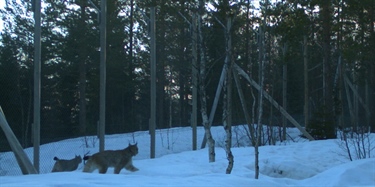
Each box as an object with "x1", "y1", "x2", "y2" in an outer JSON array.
[
  {"x1": 306, "y1": 107, "x2": 336, "y2": 140},
  {"x1": 337, "y1": 126, "x2": 374, "y2": 161}
]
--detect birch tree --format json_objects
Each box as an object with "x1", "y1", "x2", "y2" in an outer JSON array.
[
  {"x1": 198, "y1": 0, "x2": 215, "y2": 163},
  {"x1": 223, "y1": 17, "x2": 234, "y2": 174},
  {"x1": 255, "y1": 25, "x2": 265, "y2": 180}
]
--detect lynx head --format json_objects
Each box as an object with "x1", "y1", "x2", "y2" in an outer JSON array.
[
  {"x1": 75, "y1": 155, "x2": 82, "y2": 162},
  {"x1": 128, "y1": 143, "x2": 138, "y2": 156}
]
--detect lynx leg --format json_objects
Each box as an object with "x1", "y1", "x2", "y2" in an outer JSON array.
[
  {"x1": 114, "y1": 166, "x2": 122, "y2": 174},
  {"x1": 51, "y1": 163, "x2": 61, "y2": 172},
  {"x1": 125, "y1": 164, "x2": 139, "y2": 172},
  {"x1": 83, "y1": 161, "x2": 96, "y2": 173},
  {"x1": 98, "y1": 166, "x2": 108, "y2": 174},
  {"x1": 125, "y1": 161, "x2": 139, "y2": 172}
]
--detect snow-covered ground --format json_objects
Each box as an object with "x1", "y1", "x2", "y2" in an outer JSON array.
[{"x1": 1, "y1": 126, "x2": 374, "y2": 186}]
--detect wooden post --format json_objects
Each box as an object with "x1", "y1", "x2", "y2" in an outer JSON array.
[
  {"x1": 233, "y1": 63, "x2": 315, "y2": 141},
  {"x1": 232, "y1": 68, "x2": 256, "y2": 145},
  {"x1": 99, "y1": 0, "x2": 107, "y2": 152},
  {"x1": 0, "y1": 108, "x2": 37, "y2": 174},
  {"x1": 150, "y1": 6, "x2": 156, "y2": 159},
  {"x1": 344, "y1": 74, "x2": 371, "y2": 116},
  {"x1": 33, "y1": 0, "x2": 41, "y2": 173},
  {"x1": 199, "y1": 15, "x2": 228, "y2": 149},
  {"x1": 200, "y1": 61, "x2": 227, "y2": 149}
]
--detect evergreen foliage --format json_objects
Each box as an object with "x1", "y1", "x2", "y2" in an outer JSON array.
[{"x1": 0, "y1": 0, "x2": 374, "y2": 150}]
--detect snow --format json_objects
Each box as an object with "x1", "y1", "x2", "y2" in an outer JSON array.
[{"x1": 1, "y1": 126, "x2": 374, "y2": 187}]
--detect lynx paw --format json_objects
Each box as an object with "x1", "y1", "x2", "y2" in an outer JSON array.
[{"x1": 131, "y1": 167, "x2": 139, "y2": 172}]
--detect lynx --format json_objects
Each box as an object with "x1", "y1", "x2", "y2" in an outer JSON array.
[
  {"x1": 83, "y1": 143, "x2": 139, "y2": 174},
  {"x1": 51, "y1": 155, "x2": 82, "y2": 172}
]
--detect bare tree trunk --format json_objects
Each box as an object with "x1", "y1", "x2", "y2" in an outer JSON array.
[
  {"x1": 223, "y1": 17, "x2": 234, "y2": 174},
  {"x1": 370, "y1": 61, "x2": 375, "y2": 132},
  {"x1": 303, "y1": 36, "x2": 309, "y2": 130},
  {"x1": 191, "y1": 13, "x2": 198, "y2": 150},
  {"x1": 178, "y1": 1, "x2": 187, "y2": 127},
  {"x1": 245, "y1": 0, "x2": 256, "y2": 135},
  {"x1": 370, "y1": 1, "x2": 375, "y2": 132},
  {"x1": 198, "y1": 0, "x2": 215, "y2": 162},
  {"x1": 223, "y1": 63, "x2": 234, "y2": 173},
  {"x1": 268, "y1": 77, "x2": 274, "y2": 145},
  {"x1": 353, "y1": 71, "x2": 358, "y2": 130},
  {"x1": 365, "y1": 81, "x2": 369, "y2": 128},
  {"x1": 127, "y1": 0, "x2": 135, "y2": 131},
  {"x1": 255, "y1": 25, "x2": 265, "y2": 180},
  {"x1": 169, "y1": 75, "x2": 173, "y2": 129},
  {"x1": 321, "y1": 0, "x2": 335, "y2": 138},
  {"x1": 24, "y1": 81, "x2": 33, "y2": 148},
  {"x1": 344, "y1": 74, "x2": 355, "y2": 130},
  {"x1": 78, "y1": 1, "x2": 87, "y2": 136},
  {"x1": 282, "y1": 43, "x2": 287, "y2": 141}
]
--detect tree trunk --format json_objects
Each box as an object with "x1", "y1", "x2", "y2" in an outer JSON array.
[
  {"x1": 223, "y1": 62, "x2": 234, "y2": 174},
  {"x1": 370, "y1": 63, "x2": 375, "y2": 132},
  {"x1": 255, "y1": 25, "x2": 265, "y2": 180},
  {"x1": 223, "y1": 17, "x2": 234, "y2": 174},
  {"x1": 178, "y1": 1, "x2": 187, "y2": 127},
  {"x1": 191, "y1": 13, "x2": 198, "y2": 150},
  {"x1": 127, "y1": 0, "x2": 135, "y2": 132},
  {"x1": 369, "y1": 1, "x2": 375, "y2": 132},
  {"x1": 282, "y1": 43, "x2": 287, "y2": 141},
  {"x1": 79, "y1": 1, "x2": 87, "y2": 136},
  {"x1": 198, "y1": 0, "x2": 215, "y2": 163},
  {"x1": 303, "y1": 36, "x2": 309, "y2": 130},
  {"x1": 157, "y1": 7, "x2": 165, "y2": 130},
  {"x1": 321, "y1": 0, "x2": 335, "y2": 138}
]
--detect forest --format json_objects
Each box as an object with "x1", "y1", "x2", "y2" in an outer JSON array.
[{"x1": 0, "y1": 0, "x2": 374, "y2": 152}]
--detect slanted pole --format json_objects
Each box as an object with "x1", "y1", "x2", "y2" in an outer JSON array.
[
  {"x1": 0, "y1": 108, "x2": 37, "y2": 174},
  {"x1": 232, "y1": 68, "x2": 256, "y2": 145},
  {"x1": 233, "y1": 63, "x2": 315, "y2": 141},
  {"x1": 200, "y1": 60, "x2": 227, "y2": 148}
]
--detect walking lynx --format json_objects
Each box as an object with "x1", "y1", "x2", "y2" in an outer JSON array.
[
  {"x1": 51, "y1": 155, "x2": 82, "y2": 172},
  {"x1": 83, "y1": 143, "x2": 139, "y2": 174}
]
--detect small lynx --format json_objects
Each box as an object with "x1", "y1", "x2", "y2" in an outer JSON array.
[
  {"x1": 83, "y1": 143, "x2": 139, "y2": 174},
  {"x1": 51, "y1": 155, "x2": 82, "y2": 172}
]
